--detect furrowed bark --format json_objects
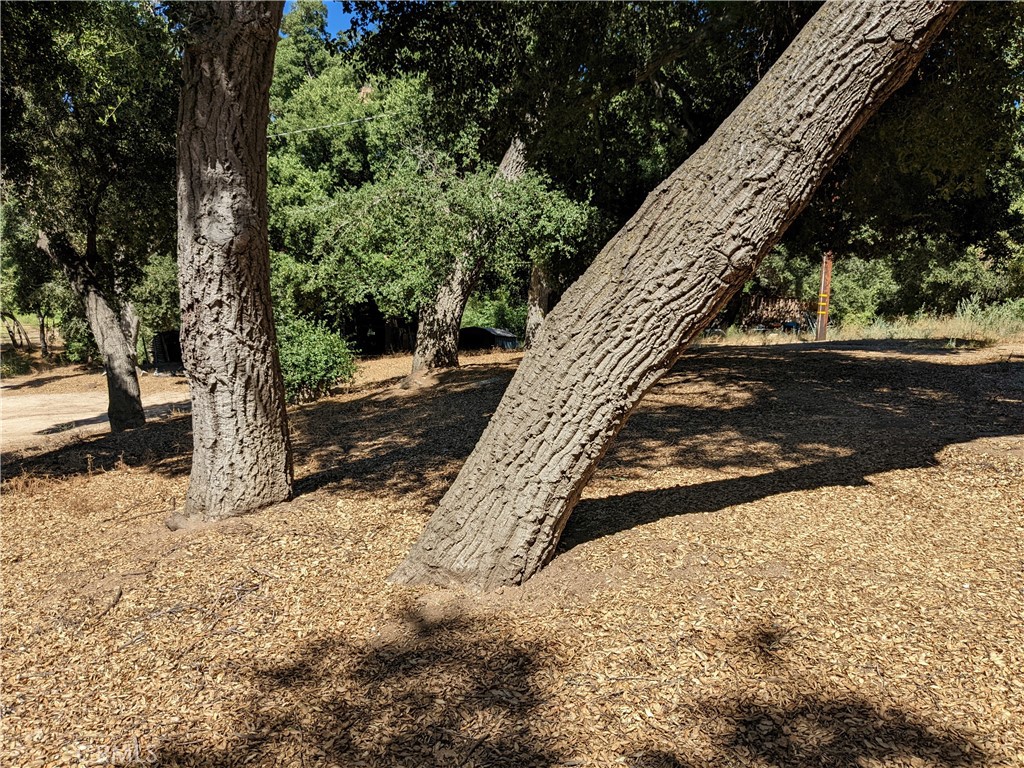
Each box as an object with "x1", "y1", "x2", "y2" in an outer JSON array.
[
  {"x1": 410, "y1": 137, "x2": 528, "y2": 374},
  {"x1": 175, "y1": 1, "x2": 292, "y2": 522},
  {"x1": 392, "y1": 1, "x2": 962, "y2": 589},
  {"x1": 82, "y1": 286, "x2": 146, "y2": 431},
  {"x1": 524, "y1": 261, "x2": 552, "y2": 348}
]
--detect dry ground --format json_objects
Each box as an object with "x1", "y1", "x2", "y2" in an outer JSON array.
[{"x1": 1, "y1": 340, "x2": 1022, "y2": 768}]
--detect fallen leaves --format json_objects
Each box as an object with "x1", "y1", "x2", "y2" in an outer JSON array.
[{"x1": 2, "y1": 341, "x2": 1022, "y2": 767}]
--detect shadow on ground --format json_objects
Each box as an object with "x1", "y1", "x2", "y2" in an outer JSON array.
[
  {"x1": 4, "y1": 340, "x2": 1021, "y2": 534},
  {"x1": 147, "y1": 609, "x2": 987, "y2": 768},
  {"x1": 150, "y1": 607, "x2": 558, "y2": 768}
]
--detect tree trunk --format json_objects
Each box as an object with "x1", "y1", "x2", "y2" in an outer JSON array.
[
  {"x1": 81, "y1": 285, "x2": 146, "y2": 431},
  {"x1": 523, "y1": 261, "x2": 553, "y2": 348},
  {"x1": 37, "y1": 313, "x2": 49, "y2": 357},
  {"x1": 36, "y1": 230, "x2": 145, "y2": 431},
  {"x1": 410, "y1": 137, "x2": 529, "y2": 374},
  {"x1": 391, "y1": 1, "x2": 962, "y2": 590},
  {"x1": 174, "y1": 1, "x2": 292, "y2": 523},
  {"x1": 2, "y1": 312, "x2": 22, "y2": 348},
  {"x1": 1, "y1": 311, "x2": 33, "y2": 350}
]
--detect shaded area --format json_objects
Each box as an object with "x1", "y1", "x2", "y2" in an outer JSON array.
[
  {"x1": 150, "y1": 608, "x2": 559, "y2": 767},
  {"x1": 1, "y1": 364, "x2": 513, "y2": 498},
  {"x1": 628, "y1": 696, "x2": 983, "y2": 767},
  {"x1": 146, "y1": 610, "x2": 987, "y2": 768},
  {"x1": 564, "y1": 341, "x2": 1022, "y2": 550},
  {"x1": 4, "y1": 341, "x2": 1021, "y2": 531},
  {"x1": 0, "y1": 369, "x2": 93, "y2": 391}
]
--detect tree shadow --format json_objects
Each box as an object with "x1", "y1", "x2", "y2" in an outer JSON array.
[
  {"x1": 0, "y1": 364, "x2": 513, "y2": 498},
  {"x1": 148, "y1": 606, "x2": 560, "y2": 767},
  {"x1": 627, "y1": 695, "x2": 984, "y2": 767},
  {"x1": 143, "y1": 609, "x2": 988, "y2": 768},
  {"x1": 3, "y1": 341, "x2": 1020, "y2": 531},
  {"x1": 0, "y1": 369, "x2": 93, "y2": 391},
  {"x1": 563, "y1": 341, "x2": 1022, "y2": 550}
]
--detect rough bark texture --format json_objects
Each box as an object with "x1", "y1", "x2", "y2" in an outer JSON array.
[
  {"x1": 175, "y1": 1, "x2": 292, "y2": 522},
  {"x1": 392, "y1": 1, "x2": 962, "y2": 590},
  {"x1": 36, "y1": 230, "x2": 145, "y2": 431},
  {"x1": 524, "y1": 261, "x2": 553, "y2": 348},
  {"x1": 410, "y1": 137, "x2": 529, "y2": 374},
  {"x1": 82, "y1": 286, "x2": 146, "y2": 431}
]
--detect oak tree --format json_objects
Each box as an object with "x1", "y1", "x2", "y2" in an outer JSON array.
[
  {"x1": 392, "y1": 0, "x2": 963, "y2": 589},
  {"x1": 172, "y1": 1, "x2": 293, "y2": 524}
]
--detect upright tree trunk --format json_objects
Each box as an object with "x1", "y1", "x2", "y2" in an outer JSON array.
[
  {"x1": 37, "y1": 313, "x2": 49, "y2": 357},
  {"x1": 410, "y1": 137, "x2": 529, "y2": 374},
  {"x1": 523, "y1": 262, "x2": 553, "y2": 348},
  {"x1": 411, "y1": 256, "x2": 474, "y2": 373},
  {"x1": 82, "y1": 286, "x2": 146, "y2": 430},
  {"x1": 392, "y1": 1, "x2": 962, "y2": 589},
  {"x1": 174, "y1": 1, "x2": 292, "y2": 523}
]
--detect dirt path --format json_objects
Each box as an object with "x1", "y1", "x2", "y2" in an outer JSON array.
[
  {"x1": 0, "y1": 351, "x2": 519, "y2": 455},
  {"x1": 1, "y1": 370, "x2": 191, "y2": 453}
]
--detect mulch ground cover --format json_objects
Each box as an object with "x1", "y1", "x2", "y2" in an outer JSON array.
[{"x1": 2, "y1": 340, "x2": 1022, "y2": 767}]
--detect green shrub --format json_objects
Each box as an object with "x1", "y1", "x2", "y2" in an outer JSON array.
[
  {"x1": 277, "y1": 317, "x2": 356, "y2": 402},
  {"x1": 462, "y1": 292, "x2": 527, "y2": 340},
  {"x1": 0, "y1": 348, "x2": 33, "y2": 377},
  {"x1": 59, "y1": 315, "x2": 97, "y2": 363}
]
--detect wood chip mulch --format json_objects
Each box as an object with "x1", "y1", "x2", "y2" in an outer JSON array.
[{"x1": 2, "y1": 340, "x2": 1022, "y2": 767}]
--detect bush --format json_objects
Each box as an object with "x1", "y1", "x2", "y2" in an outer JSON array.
[
  {"x1": 59, "y1": 315, "x2": 97, "y2": 363},
  {"x1": 0, "y1": 348, "x2": 33, "y2": 377},
  {"x1": 462, "y1": 292, "x2": 527, "y2": 340},
  {"x1": 277, "y1": 317, "x2": 356, "y2": 402}
]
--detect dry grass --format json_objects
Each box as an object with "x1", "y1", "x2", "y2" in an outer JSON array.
[{"x1": 2, "y1": 341, "x2": 1023, "y2": 767}]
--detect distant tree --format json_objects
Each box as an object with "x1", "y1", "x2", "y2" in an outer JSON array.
[
  {"x1": 350, "y1": 1, "x2": 816, "y2": 362},
  {"x1": 0, "y1": 1, "x2": 177, "y2": 429},
  {"x1": 172, "y1": 1, "x2": 292, "y2": 524},
  {"x1": 391, "y1": 1, "x2": 962, "y2": 590}
]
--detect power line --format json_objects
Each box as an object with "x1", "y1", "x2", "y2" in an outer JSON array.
[{"x1": 267, "y1": 110, "x2": 405, "y2": 138}]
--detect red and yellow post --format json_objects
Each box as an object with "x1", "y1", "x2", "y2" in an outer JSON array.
[{"x1": 816, "y1": 251, "x2": 833, "y2": 342}]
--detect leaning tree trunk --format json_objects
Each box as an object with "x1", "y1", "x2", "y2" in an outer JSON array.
[
  {"x1": 174, "y1": 0, "x2": 292, "y2": 524},
  {"x1": 392, "y1": 1, "x2": 962, "y2": 589},
  {"x1": 36, "y1": 230, "x2": 145, "y2": 431},
  {"x1": 410, "y1": 137, "x2": 529, "y2": 374},
  {"x1": 1, "y1": 312, "x2": 30, "y2": 349},
  {"x1": 523, "y1": 262, "x2": 553, "y2": 348}
]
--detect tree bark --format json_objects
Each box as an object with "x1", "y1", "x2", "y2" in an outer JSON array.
[
  {"x1": 392, "y1": 1, "x2": 962, "y2": 589},
  {"x1": 36, "y1": 230, "x2": 145, "y2": 431},
  {"x1": 523, "y1": 261, "x2": 553, "y2": 348},
  {"x1": 81, "y1": 284, "x2": 146, "y2": 430},
  {"x1": 1, "y1": 311, "x2": 31, "y2": 349},
  {"x1": 410, "y1": 137, "x2": 529, "y2": 374},
  {"x1": 175, "y1": 1, "x2": 292, "y2": 523},
  {"x1": 37, "y1": 313, "x2": 49, "y2": 357}
]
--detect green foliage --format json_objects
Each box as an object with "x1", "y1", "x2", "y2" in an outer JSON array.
[
  {"x1": 1, "y1": 0, "x2": 177, "y2": 305},
  {"x1": 0, "y1": 348, "x2": 33, "y2": 377},
  {"x1": 829, "y1": 258, "x2": 899, "y2": 327},
  {"x1": 277, "y1": 317, "x2": 357, "y2": 402},
  {"x1": 60, "y1": 315, "x2": 97, "y2": 364},
  {"x1": 132, "y1": 254, "x2": 180, "y2": 333},
  {"x1": 462, "y1": 292, "x2": 528, "y2": 340}
]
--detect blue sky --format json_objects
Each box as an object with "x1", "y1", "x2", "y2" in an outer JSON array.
[{"x1": 284, "y1": 0, "x2": 356, "y2": 38}]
